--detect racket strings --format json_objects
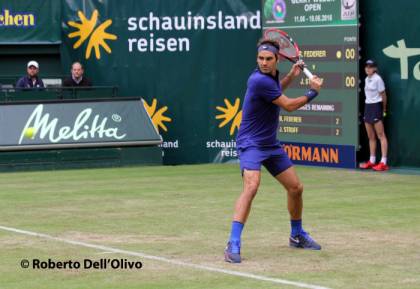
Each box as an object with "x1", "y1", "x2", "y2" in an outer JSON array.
[{"x1": 265, "y1": 31, "x2": 298, "y2": 59}]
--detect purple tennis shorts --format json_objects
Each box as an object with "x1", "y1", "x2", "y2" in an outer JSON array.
[{"x1": 238, "y1": 145, "x2": 293, "y2": 177}]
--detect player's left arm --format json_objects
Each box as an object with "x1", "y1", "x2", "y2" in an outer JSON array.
[
  {"x1": 380, "y1": 91, "x2": 387, "y2": 113},
  {"x1": 272, "y1": 94, "x2": 310, "y2": 112},
  {"x1": 378, "y1": 77, "x2": 387, "y2": 113},
  {"x1": 280, "y1": 61, "x2": 303, "y2": 90},
  {"x1": 273, "y1": 76, "x2": 323, "y2": 112}
]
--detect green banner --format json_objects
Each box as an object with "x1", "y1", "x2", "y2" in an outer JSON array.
[
  {"x1": 0, "y1": 99, "x2": 161, "y2": 151},
  {"x1": 361, "y1": 1, "x2": 420, "y2": 167},
  {"x1": 61, "y1": 0, "x2": 261, "y2": 164},
  {"x1": 0, "y1": 0, "x2": 61, "y2": 44}
]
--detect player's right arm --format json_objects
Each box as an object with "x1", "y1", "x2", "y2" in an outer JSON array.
[{"x1": 272, "y1": 76, "x2": 323, "y2": 112}]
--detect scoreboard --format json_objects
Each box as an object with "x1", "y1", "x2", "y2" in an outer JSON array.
[{"x1": 262, "y1": 0, "x2": 359, "y2": 168}]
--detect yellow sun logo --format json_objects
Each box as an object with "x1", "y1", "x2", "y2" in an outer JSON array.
[
  {"x1": 143, "y1": 99, "x2": 172, "y2": 133},
  {"x1": 67, "y1": 10, "x2": 117, "y2": 59},
  {"x1": 216, "y1": 98, "x2": 242, "y2": 136}
]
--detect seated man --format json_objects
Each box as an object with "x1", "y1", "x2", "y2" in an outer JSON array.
[
  {"x1": 63, "y1": 62, "x2": 92, "y2": 87},
  {"x1": 16, "y1": 61, "x2": 45, "y2": 89}
]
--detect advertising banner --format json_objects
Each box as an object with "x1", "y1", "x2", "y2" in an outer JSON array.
[
  {"x1": 0, "y1": 0, "x2": 61, "y2": 44},
  {"x1": 60, "y1": 0, "x2": 261, "y2": 164},
  {"x1": 0, "y1": 99, "x2": 161, "y2": 151},
  {"x1": 282, "y1": 142, "x2": 356, "y2": 169}
]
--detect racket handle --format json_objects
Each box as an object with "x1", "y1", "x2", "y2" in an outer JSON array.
[{"x1": 302, "y1": 67, "x2": 314, "y2": 79}]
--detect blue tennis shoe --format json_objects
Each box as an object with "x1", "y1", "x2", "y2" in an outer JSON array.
[
  {"x1": 289, "y1": 231, "x2": 321, "y2": 250},
  {"x1": 224, "y1": 241, "x2": 241, "y2": 263}
]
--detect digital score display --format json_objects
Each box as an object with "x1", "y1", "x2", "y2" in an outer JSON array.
[{"x1": 262, "y1": 0, "x2": 359, "y2": 168}]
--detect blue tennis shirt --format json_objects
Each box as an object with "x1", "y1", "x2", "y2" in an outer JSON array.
[{"x1": 236, "y1": 69, "x2": 283, "y2": 149}]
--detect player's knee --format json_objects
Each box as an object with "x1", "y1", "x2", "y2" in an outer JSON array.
[
  {"x1": 243, "y1": 183, "x2": 259, "y2": 198},
  {"x1": 243, "y1": 182, "x2": 259, "y2": 200},
  {"x1": 377, "y1": 132, "x2": 386, "y2": 140},
  {"x1": 288, "y1": 183, "x2": 303, "y2": 198},
  {"x1": 243, "y1": 180, "x2": 259, "y2": 199},
  {"x1": 367, "y1": 133, "x2": 376, "y2": 140}
]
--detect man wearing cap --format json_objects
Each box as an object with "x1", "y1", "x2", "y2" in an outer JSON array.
[
  {"x1": 16, "y1": 61, "x2": 45, "y2": 89},
  {"x1": 224, "y1": 39, "x2": 323, "y2": 263},
  {"x1": 359, "y1": 60, "x2": 389, "y2": 171}
]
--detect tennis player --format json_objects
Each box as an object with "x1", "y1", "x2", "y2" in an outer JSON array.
[
  {"x1": 359, "y1": 60, "x2": 389, "y2": 171},
  {"x1": 224, "y1": 39, "x2": 323, "y2": 263}
]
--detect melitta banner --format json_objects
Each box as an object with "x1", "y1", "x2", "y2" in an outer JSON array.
[
  {"x1": 0, "y1": 99, "x2": 161, "y2": 151},
  {"x1": 0, "y1": 0, "x2": 61, "y2": 44},
  {"x1": 60, "y1": 0, "x2": 261, "y2": 165}
]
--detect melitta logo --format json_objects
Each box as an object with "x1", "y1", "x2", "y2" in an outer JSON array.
[{"x1": 19, "y1": 104, "x2": 126, "y2": 144}]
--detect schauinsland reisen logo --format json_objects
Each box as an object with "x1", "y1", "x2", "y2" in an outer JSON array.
[
  {"x1": 215, "y1": 98, "x2": 242, "y2": 136},
  {"x1": 67, "y1": 10, "x2": 117, "y2": 59},
  {"x1": 143, "y1": 99, "x2": 172, "y2": 133}
]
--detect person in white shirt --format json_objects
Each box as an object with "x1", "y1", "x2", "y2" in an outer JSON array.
[{"x1": 360, "y1": 60, "x2": 389, "y2": 171}]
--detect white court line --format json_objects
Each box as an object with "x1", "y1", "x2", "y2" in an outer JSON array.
[{"x1": 0, "y1": 225, "x2": 332, "y2": 289}]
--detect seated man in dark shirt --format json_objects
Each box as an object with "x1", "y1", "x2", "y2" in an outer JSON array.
[
  {"x1": 63, "y1": 62, "x2": 92, "y2": 87},
  {"x1": 16, "y1": 61, "x2": 45, "y2": 89}
]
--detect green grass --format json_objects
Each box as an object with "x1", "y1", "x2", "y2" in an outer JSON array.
[{"x1": 1, "y1": 164, "x2": 420, "y2": 289}]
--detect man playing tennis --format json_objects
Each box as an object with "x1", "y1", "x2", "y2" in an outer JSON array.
[{"x1": 224, "y1": 39, "x2": 323, "y2": 263}]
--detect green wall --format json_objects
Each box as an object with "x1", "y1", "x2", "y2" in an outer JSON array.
[
  {"x1": 1, "y1": 0, "x2": 419, "y2": 169},
  {"x1": 0, "y1": 0, "x2": 62, "y2": 79},
  {"x1": 60, "y1": 0, "x2": 261, "y2": 165},
  {"x1": 0, "y1": 45, "x2": 61, "y2": 79}
]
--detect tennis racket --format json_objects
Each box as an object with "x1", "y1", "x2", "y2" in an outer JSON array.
[{"x1": 263, "y1": 28, "x2": 314, "y2": 79}]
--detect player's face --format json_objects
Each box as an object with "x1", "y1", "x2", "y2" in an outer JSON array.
[
  {"x1": 27, "y1": 66, "x2": 38, "y2": 77},
  {"x1": 71, "y1": 63, "x2": 84, "y2": 78},
  {"x1": 365, "y1": 66, "x2": 376, "y2": 76},
  {"x1": 257, "y1": 51, "x2": 278, "y2": 75}
]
